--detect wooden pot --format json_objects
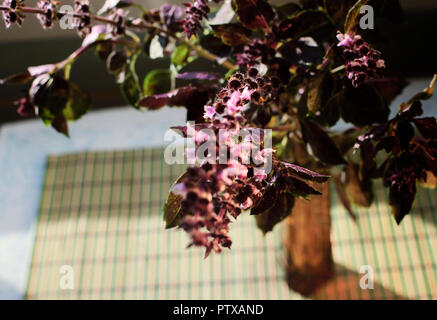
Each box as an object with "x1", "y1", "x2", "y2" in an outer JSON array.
[{"x1": 285, "y1": 182, "x2": 334, "y2": 296}]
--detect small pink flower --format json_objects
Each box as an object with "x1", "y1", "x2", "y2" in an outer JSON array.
[
  {"x1": 376, "y1": 59, "x2": 385, "y2": 68},
  {"x1": 254, "y1": 148, "x2": 275, "y2": 163},
  {"x1": 235, "y1": 164, "x2": 248, "y2": 179},
  {"x1": 204, "y1": 105, "x2": 215, "y2": 120},
  {"x1": 231, "y1": 141, "x2": 252, "y2": 164},
  {"x1": 195, "y1": 130, "x2": 211, "y2": 144},
  {"x1": 241, "y1": 197, "x2": 253, "y2": 209},
  {"x1": 337, "y1": 32, "x2": 360, "y2": 48},
  {"x1": 186, "y1": 122, "x2": 196, "y2": 137},
  {"x1": 186, "y1": 147, "x2": 196, "y2": 164},
  {"x1": 172, "y1": 183, "x2": 188, "y2": 197},
  {"x1": 218, "y1": 168, "x2": 233, "y2": 185},
  {"x1": 227, "y1": 91, "x2": 242, "y2": 114},
  {"x1": 240, "y1": 86, "x2": 253, "y2": 100},
  {"x1": 336, "y1": 33, "x2": 352, "y2": 47},
  {"x1": 254, "y1": 168, "x2": 268, "y2": 181}
]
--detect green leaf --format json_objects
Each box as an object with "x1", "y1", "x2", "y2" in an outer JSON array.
[
  {"x1": 29, "y1": 74, "x2": 92, "y2": 134},
  {"x1": 30, "y1": 74, "x2": 93, "y2": 134},
  {"x1": 120, "y1": 52, "x2": 141, "y2": 108},
  {"x1": 121, "y1": 72, "x2": 141, "y2": 109},
  {"x1": 31, "y1": 74, "x2": 69, "y2": 124},
  {"x1": 307, "y1": 72, "x2": 330, "y2": 113},
  {"x1": 344, "y1": 0, "x2": 370, "y2": 33},
  {"x1": 163, "y1": 172, "x2": 189, "y2": 229},
  {"x1": 106, "y1": 51, "x2": 128, "y2": 74},
  {"x1": 324, "y1": 0, "x2": 355, "y2": 23},
  {"x1": 63, "y1": 82, "x2": 92, "y2": 121},
  {"x1": 211, "y1": 23, "x2": 251, "y2": 46},
  {"x1": 95, "y1": 42, "x2": 114, "y2": 61},
  {"x1": 233, "y1": 0, "x2": 275, "y2": 30},
  {"x1": 143, "y1": 69, "x2": 172, "y2": 96},
  {"x1": 171, "y1": 44, "x2": 190, "y2": 66}
]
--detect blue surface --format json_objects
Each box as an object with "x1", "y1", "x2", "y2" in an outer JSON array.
[{"x1": 0, "y1": 106, "x2": 186, "y2": 299}]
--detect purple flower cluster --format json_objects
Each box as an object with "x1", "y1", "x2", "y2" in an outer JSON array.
[
  {"x1": 2, "y1": 0, "x2": 24, "y2": 28},
  {"x1": 235, "y1": 39, "x2": 275, "y2": 70},
  {"x1": 172, "y1": 69, "x2": 281, "y2": 257},
  {"x1": 337, "y1": 32, "x2": 385, "y2": 88},
  {"x1": 183, "y1": 0, "x2": 209, "y2": 38},
  {"x1": 183, "y1": 0, "x2": 221, "y2": 38},
  {"x1": 37, "y1": 0, "x2": 56, "y2": 29},
  {"x1": 73, "y1": 0, "x2": 91, "y2": 36},
  {"x1": 106, "y1": 8, "x2": 127, "y2": 36},
  {"x1": 206, "y1": 68, "x2": 280, "y2": 118}
]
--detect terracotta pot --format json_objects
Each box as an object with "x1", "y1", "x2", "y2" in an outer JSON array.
[{"x1": 285, "y1": 182, "x2": 334, "y2": 296}]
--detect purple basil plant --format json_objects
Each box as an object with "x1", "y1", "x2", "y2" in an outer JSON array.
[{"x1": 1, "y1": 0, "x2": 436, "y2": 258}]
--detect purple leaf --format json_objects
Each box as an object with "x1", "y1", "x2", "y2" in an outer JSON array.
[
  {"x1": 282, "y1": 176, "x2": 322, "y2": 196},
  {"x1": 139, "y1": 86, "x2": 210, "y2": 115},
  {"x1": 367, "y1": 77, "x2": 409, "y2": 105},
  {"x1": 275, "y1": 160, "x2": 330, "y2": 182},
  {"x1": 254, "y1": 192, "x2": 295, "y2": 234},
  {"x1": 251, "y1": 185, "x2": 278, "y2": 215},
  {"x1": 0, "y1": 72, "x2": 32, "y2": 85},
  {"x1": 300, "y1": 120, "x2": 346, "y2": 165},
  {"x1": 413, "y1": 117, "x2": 437, "y2": 140},
  {"x1": 211, "y1": 23, "x2": 251, "y2": 46},
  {"x1": 400, "y1": 101, "x2": 423, "y2": 119},
  {"x1": 234, "y1": 0, "x2": 275, "y2": 30}
]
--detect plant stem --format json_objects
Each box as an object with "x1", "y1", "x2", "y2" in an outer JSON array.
[
  {"x1": 0, "y1": 4, "x2": 236, "y2": 70},
  {"x1": 330, "y1": 65, "x2": 345, "y2": 74},
  {"x1": 51, "y1": 39, "x2": 141, "y2": 74}
]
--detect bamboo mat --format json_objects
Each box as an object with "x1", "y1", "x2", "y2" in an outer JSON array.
[{"x1": 26, "y1": 148, "x2": 437, "y2": 299}]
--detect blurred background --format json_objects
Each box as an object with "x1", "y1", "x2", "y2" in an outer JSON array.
[{"x1": 0, "y1": 0, "x2": 437, "y2": 300}]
